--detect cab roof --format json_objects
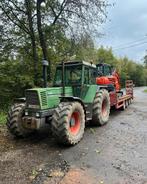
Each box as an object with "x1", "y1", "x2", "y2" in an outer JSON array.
[
  {"x1": 97, "y1": 63, "x2": 111, "y2": 67},
  {"x1": 57, "y1": 60, "x2": 96, "y2": 68}
]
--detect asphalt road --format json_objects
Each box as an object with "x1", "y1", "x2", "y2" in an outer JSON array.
[{"x1": 0, "y1": 87, "x2": 147, "y2": 184}]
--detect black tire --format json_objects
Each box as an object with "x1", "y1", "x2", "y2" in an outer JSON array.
[
  {"x1": 129, "y1": 99, "x2": 132, "y2": 105},
  {"x1": 92, "y1": 89, "x2": 110, "y2": 126},
  {"x1": 130, "y1": 98, "x2": 132, "y2": 104},
  {"x1": 6, "y1": 104, "x2": 33, "y2": 138},
  {"x1": 51, "y1": 102, "x2": 85, "y2": 145},
  {"x1": 127, "y1": 99, "x2": 130, "y2": 106}
]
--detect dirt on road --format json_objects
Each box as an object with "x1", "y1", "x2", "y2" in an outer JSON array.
[{"x1": 0, "y1": 87, "x2": 147, "y2": 184}]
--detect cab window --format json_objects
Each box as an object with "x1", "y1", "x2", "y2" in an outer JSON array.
[
  {"x1": 54, "y1": 65, "x2": 82, "y2": 86},
  {"x1": 104, "y1": 65, "x2": 111, "y2": 76},
  {"x1": 90, "y1": 69, "x2": 96, "y2": 84},
  {"x1": 84, "y1": 67, "x2": 89, "y2": 84}
]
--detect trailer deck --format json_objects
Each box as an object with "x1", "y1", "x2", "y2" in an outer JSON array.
[{"x1": 115, "y1": 80, "x2": 134, "y2": 110}]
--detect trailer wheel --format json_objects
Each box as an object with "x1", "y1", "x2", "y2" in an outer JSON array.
[
  {"x1": 128, "y1": 99, "x2": 130, "y2": 105},
  {"x1": 51, "y1": 102, "x2": 85, "y2": 145},
  {"x1": 130, "y1": 98, "x2": 132, "y2": 104},
  {"x1": 121, "y1": 101, "x2": 126, "y2": 111},
  {"x1": 92, "y1": 89, "x2": 110, "y2": 126},
  {"x1": 6, "y1": 104, "x2": 33, "y2": 137},
  {"x1": 129, "y1": 98, "x2": 132, "y2": 104},
  {"x1": 125, "y1": 100, "x2": 128, "y2": 108}
]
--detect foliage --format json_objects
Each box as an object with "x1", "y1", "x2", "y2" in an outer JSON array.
[
  {"x1": 96, "y1": 47, "x2": 147, "y2": 87},
  {"x1": 0, "y1": 112, "x2": 6, "y2": 125},
  {"x1": 0, "y1": 0, "x2": 109, "y2": 83},
  {"x1": 0, "y1": 60, "x2": 35, "y2": 110},
  {"x1": 0, "y1": 1, "x2": 146, "y2": 111},
  {"x1": 143, "y1": 51, "x2": 147, "y2": 68}
]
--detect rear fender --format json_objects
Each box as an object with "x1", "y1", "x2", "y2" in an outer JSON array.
[{"x1": 98, "y1": 85, "x2": 114, "y2": 92}]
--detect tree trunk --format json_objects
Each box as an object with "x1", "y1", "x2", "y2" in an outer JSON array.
[
  {"x1": 25, "y1": 0, "x2": 39, "y2": 85},
  {"x1": 37, "y1": 0, "x2": 51, "y2": 80}
]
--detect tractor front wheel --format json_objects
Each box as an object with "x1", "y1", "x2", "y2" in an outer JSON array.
[
  {"x1": 7, "y1": 104, "x2": 33, "y2": 137},
  {"x1": 92, "y1": 89, "x2": 110, "y2": 126},
  {"x1": 51, "y1": 102, "x2": 85, "y2": 145}
]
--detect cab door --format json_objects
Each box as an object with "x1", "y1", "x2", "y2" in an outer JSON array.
[{"x1": 80, "y1": 66, "x2": 97, "y2": 103}]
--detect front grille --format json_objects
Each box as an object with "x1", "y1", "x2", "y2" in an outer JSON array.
[
  {"x1": 26, "y1": 91, "x2": 39, "y2": 105},
  {"x1": 40, "y1": 91, "x2": 47, "y2": 107}
]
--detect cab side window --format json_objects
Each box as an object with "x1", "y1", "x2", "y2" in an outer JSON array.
[
  {"x1": 104, "y1": 66, "x2": 111, "y2": 76},
  {"x1": 90, "y1": 69, "x2": 96, "y2": 84},
  {"x1": 84, "y1": 67, "x2": 89, "y2": 84}
]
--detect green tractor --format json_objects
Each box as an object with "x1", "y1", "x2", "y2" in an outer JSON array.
[{"x1": 7, "y1": 61, "x2": 110, "y2": 145}]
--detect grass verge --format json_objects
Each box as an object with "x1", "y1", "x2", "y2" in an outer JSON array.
[{"x1": 0, "y1": 112, "x2": 6, "y2": 125}]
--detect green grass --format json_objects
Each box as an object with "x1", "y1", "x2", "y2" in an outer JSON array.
[
  {"x1": 0, "y1": 112, "x2": 6, "y2": 125},
  {"x1": 144, "y1": 89, "x2": 147, "y2": 93}
]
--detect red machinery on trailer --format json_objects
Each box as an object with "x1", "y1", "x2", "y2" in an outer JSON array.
[{"x1": 96, "y1": 63, "x2": 133, "y2": 111}]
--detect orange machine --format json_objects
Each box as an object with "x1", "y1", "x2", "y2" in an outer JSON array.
[{"x1": 96, "y1": 64, "x2": 121, "y2": 92}]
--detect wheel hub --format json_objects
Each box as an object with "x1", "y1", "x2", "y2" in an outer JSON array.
[
  {"x1": 102, "y1": 99, "x2": 108, "y2": 117},
  {"x1": 70, "y1": 118, "x2": 76, "y2": 127},
  {"x1": 69, "y1": 111, "x2": 80, "y2": 135}
]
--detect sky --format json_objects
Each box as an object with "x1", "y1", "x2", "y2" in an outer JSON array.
[{"x1": 96, "y1": 0, "x2": 147, "y2": 63}]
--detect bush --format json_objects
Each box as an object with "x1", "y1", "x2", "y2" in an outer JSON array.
[
  {"x1": 0, "y1": 60, "x2": 34, "y2": 110},
  {"x1": 0, "y1": 111, "x2": 6, "y2": 125}
]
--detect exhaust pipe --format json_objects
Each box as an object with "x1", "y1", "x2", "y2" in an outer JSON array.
[
  {"x1": 42, "y1": 59, "x2": 49, "y2": 88},
  {"x1": 62, "y1": 61, "x2": 65, "y2": 96}
]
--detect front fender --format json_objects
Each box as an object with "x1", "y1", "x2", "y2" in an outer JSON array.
[
  {"x1": 14, "y1": 98, "x2": 26, "y2": 103},
  {"x1": 59, "y1": 96, "x2": 86, "y2": 117}
]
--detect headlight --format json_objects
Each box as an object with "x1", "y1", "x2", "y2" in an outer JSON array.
[
  {"x1": 25, "y1": 111, "x2": 29, "y2": 116},
  {"x1": 36, "y1": 112, "x2": 40, "y2": 118},
  {"x1": 28, "y1": 105, "x2": 40, "y2": 109}
]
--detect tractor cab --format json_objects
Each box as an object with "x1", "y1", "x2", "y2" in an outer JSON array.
[
  {"x1": 53, "y1": 61, "x2": 97, "y2": 101},
  {"x1": 96, "y1": 63, "x2": 113, "y2": 76},
  {"x1": 96, "y1": 63, "x2": 121, "y2": 92},
  {"x1": 54, "y1": 61, "x2": 97, "y2": 87}
]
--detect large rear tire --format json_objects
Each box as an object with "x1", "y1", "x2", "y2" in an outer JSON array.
[
  {"x1": 51, "y1": 102, "x2": 85, "y2": 145},
  {"x1": 92, "y1": 89, "x2": 110, "y2": 126},
  {"x1": 6, "y1": 104, "x2": 33, "y2": 137}
]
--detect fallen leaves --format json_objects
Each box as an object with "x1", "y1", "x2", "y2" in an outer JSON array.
[
  {"x1": 95, "y1": 149, "x2": 101, "y2": 154},
  {"x1": 49, "y1": 169, "x2": 65, "y2": 177},
  {"x1": 90, "y1": 128, "x2": 95, "y2": 134}
]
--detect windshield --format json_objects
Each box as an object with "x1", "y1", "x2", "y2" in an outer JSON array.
[
  {"x1": 97, "y1": 64, "x2": 111, "y2": 76},
  {"x1": 54, "y1": 65, "x2": 82, "y2": 86},
  {"x1": 97, "y1": 65, "x2": 103, "y2": 75}
]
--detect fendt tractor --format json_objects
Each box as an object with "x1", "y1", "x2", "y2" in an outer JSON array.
[{"x1": 7, "y1": 61, "x2": 133, "y2": 145}]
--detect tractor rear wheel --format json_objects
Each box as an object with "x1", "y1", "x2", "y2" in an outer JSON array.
[
  {"x1": 51, "y1": 102, "x2": 85, "y2": 145},
  {"x1": 6, "y1": 103, "x2": 33, "y2": 137},
  {"x1": 92, "y1": 89, "x2": 110, "y2": 126}
]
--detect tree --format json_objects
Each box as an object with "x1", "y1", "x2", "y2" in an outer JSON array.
[
  {"x1": 96, "y1": 46, "x2": 117, "y2": 65},
  {"x1": 75, "y1": 34, "x2": 97, "y2": 62},
  {"x1": 25, "y1": 0, "x2": 39, "y2": 84},
  {"x1": 1, "y1": 0, "x2": 39, "y2": 84},
  {"x1": 143, "y1": 51, "x2": 147, "y2": 68},
  {"x1": 1, "y1": 0, "x2": 109, "y2": 82},
  {"x1": 37, "y1": 0, "x2": 51, "y2": 80}
]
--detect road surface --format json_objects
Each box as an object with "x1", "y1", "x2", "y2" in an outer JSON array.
[{"x1": 0, "y1": 87, "x2": 147, "y2": 184}]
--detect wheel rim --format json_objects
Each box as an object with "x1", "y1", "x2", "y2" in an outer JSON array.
[
  {"x1": 102, "y1": 99, "x2": 108, "y2": 117},
  {"x1": 69, "y1": 111, "x2": 80, "y2": 135}
]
